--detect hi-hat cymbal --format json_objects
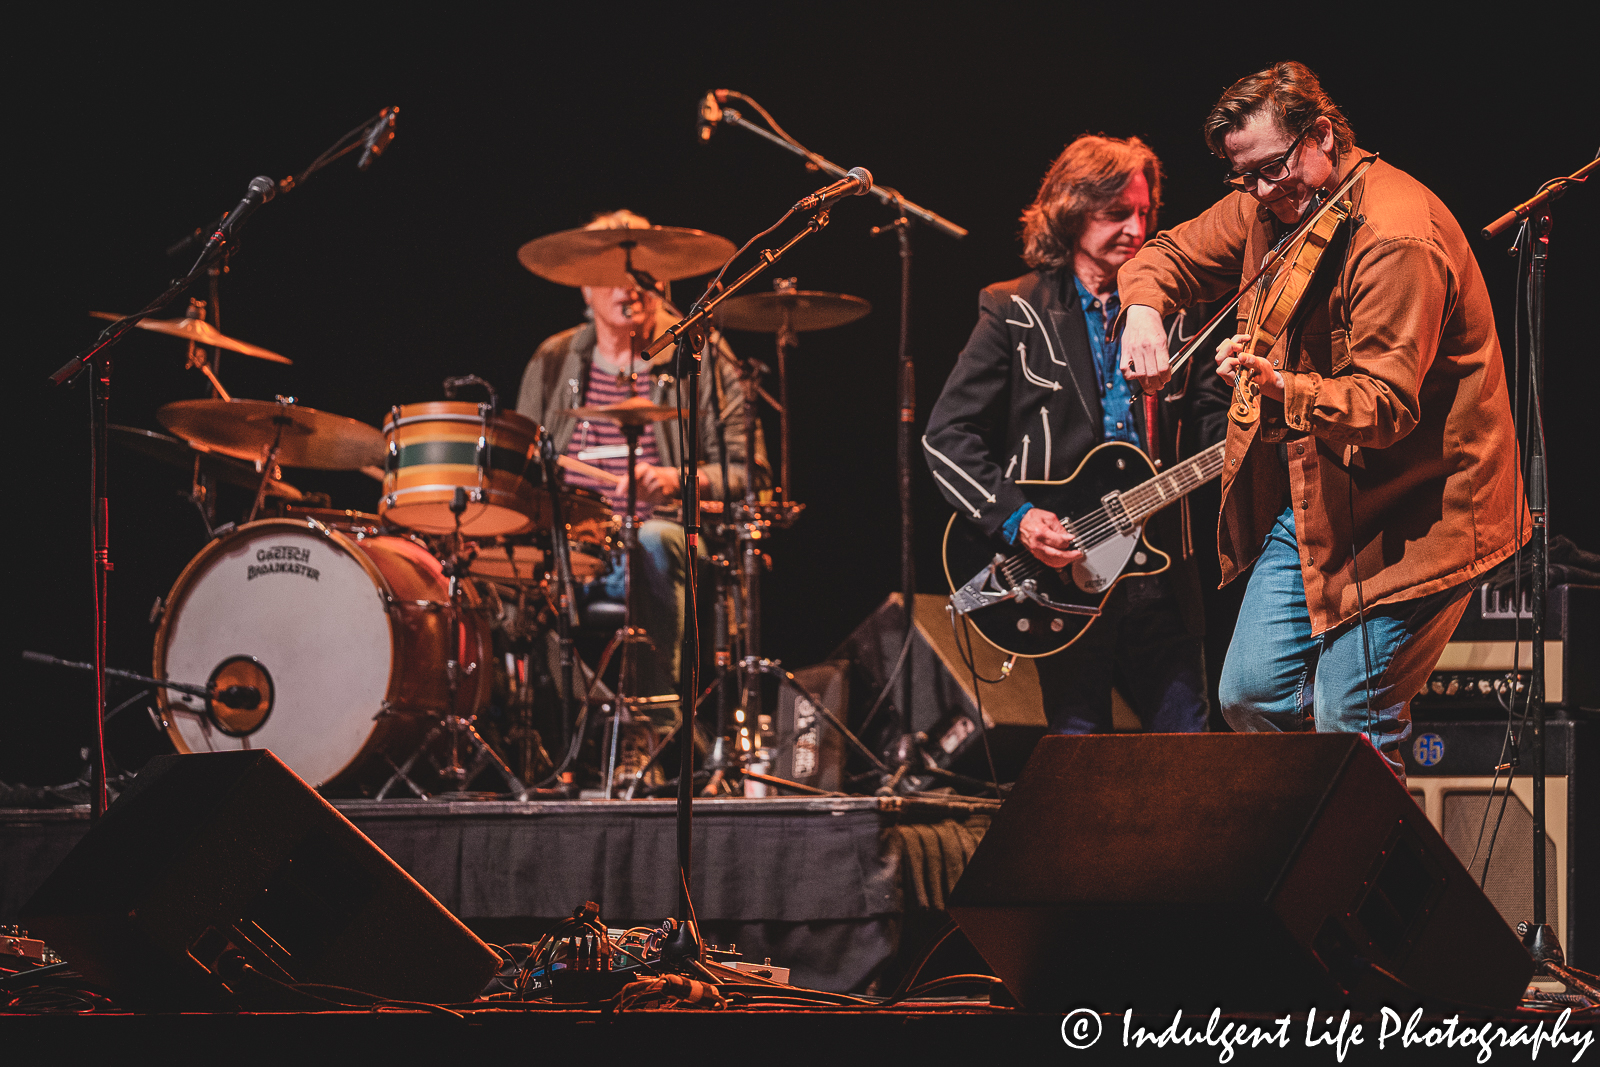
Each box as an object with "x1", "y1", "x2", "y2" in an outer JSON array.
[
  {"x1": 89, "y1": 311, "x2": 291, "y2": 364},
  {"x1": 713, "y1": 291, "x2": 872, "y2": 333},
  {"x1": 517, "y1": 226, "x2": 736, "y2": 288},
  {"x1": 109, "y1": 425, "x2": 303, "y2": 500},
  {"x1": 158, "y1": 399, "x2": 386, "y2": 470},
  {"x1": 569, "y1": 396, "x2": 680, "y2": 427}
]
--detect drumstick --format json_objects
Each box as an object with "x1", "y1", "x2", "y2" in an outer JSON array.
[{"x1": 556, "y1": 454, "x2": 622, "y2": 487}]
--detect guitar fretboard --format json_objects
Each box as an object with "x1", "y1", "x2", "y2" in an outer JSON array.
[{"x1": 1119, "y1": 441, "x2": 1228, "y2": 526}]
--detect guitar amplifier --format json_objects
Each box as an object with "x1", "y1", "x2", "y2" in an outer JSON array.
[
  {"x1": 1402, "y1": 718, "x2": 1596, "y2": 969},
  {"x1": 1413, "y1": 583, "x2": 1597, "y2": 716}
]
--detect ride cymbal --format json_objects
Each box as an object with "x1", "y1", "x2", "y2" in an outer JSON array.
[
  {"x1": 516, "y1": 226, "x2": 735, "y2": 288},
  {"x1": 713, "y1": 291, "x2": 871, "y2": 333}
]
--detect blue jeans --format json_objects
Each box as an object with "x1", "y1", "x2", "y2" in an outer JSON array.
[
  {"x1": 587, "y1": 518, "x2": 688, "y2": 699},
  {"x1": 1218, "y1": 506, "x2": 1473, "y2": 778}
]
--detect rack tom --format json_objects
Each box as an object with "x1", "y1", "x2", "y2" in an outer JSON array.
[{"x1": 381, "y1": 402, "x2": 541, "y2": 536}]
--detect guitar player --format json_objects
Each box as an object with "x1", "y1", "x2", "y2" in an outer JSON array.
[{"x1": 925, "y1": 134, "x2": 1230, "y2": 735}]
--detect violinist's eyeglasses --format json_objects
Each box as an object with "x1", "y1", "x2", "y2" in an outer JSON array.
[{"x1": 1223, "y1": 127, "x2": 1309, "y2": 191}]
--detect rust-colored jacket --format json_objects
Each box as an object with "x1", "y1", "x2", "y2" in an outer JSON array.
[{"x1": 1119, "y1": 151, "x2": 1528, "y2": 635}]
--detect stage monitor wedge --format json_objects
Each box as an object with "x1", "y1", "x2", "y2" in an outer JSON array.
[
  {"x1": 948, "y1": 734, "x2": 1533, "y2": 1013},
  {"x1": 21, "y1": 750, "x2": 499, "y2": 1010}
]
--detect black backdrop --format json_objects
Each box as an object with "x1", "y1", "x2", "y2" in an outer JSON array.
[{"x1": 8, "y1": 10, "x2": 1594, "y2": 785}]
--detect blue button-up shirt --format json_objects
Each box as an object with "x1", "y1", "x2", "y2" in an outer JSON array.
[{"x1": 1076, "y1": 274, "x2": 1140, "y2": 448}]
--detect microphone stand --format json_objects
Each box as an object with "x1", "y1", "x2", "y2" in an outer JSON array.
[
  {"x1": 41, "y1": 108, "x2": 397, "y2": 821},
  {"x1": 1481, "y1": 151, "x2": 1594, "y2": 978},
  {"x1": 708, "y1": 92, "x2": 968, "y2": 754},
  {"x1": 645, "y1": 200, "x2": 854, "y2": 969}
]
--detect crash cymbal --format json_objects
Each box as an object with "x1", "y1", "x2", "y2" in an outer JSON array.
[
  {"x1": 158, "y1": 399, "x2": 386, "y2": 471},
  {"x1": 569, "y1": 396, "x2": 680, "y2": 427},
  {"x1": 89, "y1": 311, "x2": 291, "y2": 364},
  {"x1": 516, "y1": 226, "x2": 736, "y2": 288},
  {"x1": 109, "y1": 424, "x2": 303, "y2": 500},
  {"x1": 713, "y1": 291, "x2": 872, "y2": 333}
]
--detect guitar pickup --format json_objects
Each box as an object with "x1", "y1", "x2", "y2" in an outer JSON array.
[{"x1": 1101, "y1": 491, "x2": 1134, "y2": 533}]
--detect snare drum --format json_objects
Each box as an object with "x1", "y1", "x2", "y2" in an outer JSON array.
[
  {"x1": 381, "y1": 402, "x2": 542, "y2": 536},
  {"x1": 154, "y1": 518, "x2": 491, "y2": 793}
]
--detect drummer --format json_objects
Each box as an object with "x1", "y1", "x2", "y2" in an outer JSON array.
[{"x1": 516, "y1": 209, "x2": 770, "y2": 716}]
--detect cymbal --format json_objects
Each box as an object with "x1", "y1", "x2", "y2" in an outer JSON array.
[
  {"x1": 713, "y1": 291, "x2": 872, "y2": 333},
  {"x1": 109, "y1": 424, "x2": 303, "y2": 500},
  {"x1": 90, "y1": 311, "x2": 291, "y2": 364},
  {"x1": 517, "y1": 226, "x2": 736, "y2": 288},
  {"x1": 158, "y1": 399, "x2": 386, "y2": 471},
  {"x1": 569, "y1": 396, "x2": 680, "y2": 427}
]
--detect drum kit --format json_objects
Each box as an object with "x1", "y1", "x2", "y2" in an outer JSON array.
[{"x1": 102, "y1": 222, "x2": 871, "y2": 800}]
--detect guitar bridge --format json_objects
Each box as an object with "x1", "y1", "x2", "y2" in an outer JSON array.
[{"x1": 950, "y1": 555, "x2": 1099, "y2": 618}]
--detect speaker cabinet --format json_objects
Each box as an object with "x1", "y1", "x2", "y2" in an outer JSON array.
[
  {"x1": 948, "y1": 734, "x2": 1533, "y2": 1012},
  {"x1": 833, "y1": 594, "x2": 1055, "y2": 782},
  {"x1": 21, "y1": 750, "x2": 499, "y2": 1010},
  {"x1": 1404, "y1": 718, "x2": 1595, "y2": 969}
]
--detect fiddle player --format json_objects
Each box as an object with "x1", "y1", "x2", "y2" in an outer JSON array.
[
  {"x1": 925, "y1": 135, "x2": 1230, "y2": 735},
  {"x1": 517, "y1": 210, "x2": 769, "y2": 743},
  {"x1": 1116, "y1": 62, "x2": 1527, "y2": 778}
]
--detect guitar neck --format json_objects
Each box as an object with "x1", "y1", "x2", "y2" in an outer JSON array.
[{"x1": 1118, "y1": 441, "x2": 1228, "y2": 526}]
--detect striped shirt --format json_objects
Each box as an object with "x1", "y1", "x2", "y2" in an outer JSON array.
[{"x1": 564, "y1": 361, "x2": 664, "y2": 519}]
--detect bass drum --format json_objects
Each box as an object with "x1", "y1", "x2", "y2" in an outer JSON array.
[{"x1": 154, "y1": 518, "x2": 491, "y2": 794}]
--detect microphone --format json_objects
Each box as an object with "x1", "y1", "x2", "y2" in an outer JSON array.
[
  {"x1": 189, "y1": 176, "x2": 277, "y2": 271},
  {"x1": 213, "y1": 685, "x2": 262, "y2": 710},
  {"x1": 696, "y1": 90, "x2": 724, "y2": 142},
  {"x1": 795, "y1": 167, "x2": 874, "y2": 211},
  {"x1": 357, "y1": 106, "x2": 399, "y2": 171}
]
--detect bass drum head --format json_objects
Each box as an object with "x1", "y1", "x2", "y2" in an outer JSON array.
[{"x1": 155, "y1": 520, "x2": 395, "y2": 787}]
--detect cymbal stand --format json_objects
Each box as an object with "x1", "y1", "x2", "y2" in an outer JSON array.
[
  {"x1": 246, "y1": 397, "x2": 293, "y2": 523},
  {"x1": 539, "y1": 431, "x2": 582, "y2": 774},
  {"x1": 594, "y1": 420, "x2": 655, "y2": 799}
]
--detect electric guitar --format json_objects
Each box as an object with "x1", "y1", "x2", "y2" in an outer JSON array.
[{"x1": 943, "y1": 440, "x2": 1227, "y2": 657}]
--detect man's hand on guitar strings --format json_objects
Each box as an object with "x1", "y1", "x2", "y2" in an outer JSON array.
[{"x1": 1018, "y1": 507, "x2": 1086, "y2": 569}]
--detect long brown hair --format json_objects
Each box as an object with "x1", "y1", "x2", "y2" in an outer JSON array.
[
  {"x1": 1203, "y1": 61, "x2": 1356, "y2": 157},
  {"x1": 1019, "y1": 135, "x2": 1163, "y2": 270}
]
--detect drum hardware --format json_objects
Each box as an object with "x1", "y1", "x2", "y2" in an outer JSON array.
[
  {"x1": 245, "y1": 395, "x2": 294, "y2": 523},
  {"x1": 109, "y1": 424, "x2": 305, "y2": 516},
  {"x1": 376, "y1": 487, "x2": 527, "y2": 800},
  {"x1": 706, "y1": 277, "x2": 863, "y2": 793}
]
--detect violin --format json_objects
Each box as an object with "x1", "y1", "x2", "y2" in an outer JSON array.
[{"x1": 1228, "y1": 193, "x2": 1353, "y2": 426}]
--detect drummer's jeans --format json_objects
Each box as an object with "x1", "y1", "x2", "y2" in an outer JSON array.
[
  {"x1": 1217, "y1": 505, "x2": 1474, "y2": 781},
  {"x1": 590, "y1": 518, "x2": 690, "y2": 705}
]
